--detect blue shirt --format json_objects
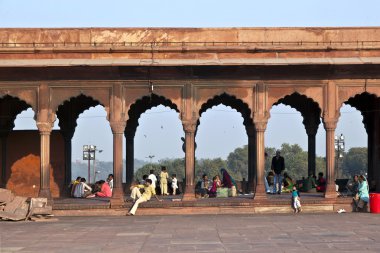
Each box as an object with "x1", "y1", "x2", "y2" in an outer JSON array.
[{"x1": 292, "y1": 190, "x2": 299, "y2": 198}]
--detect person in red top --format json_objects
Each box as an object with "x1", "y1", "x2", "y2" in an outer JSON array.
[
  {"x1": 96, "y1": 180, "x2": 112, "y2": 197},
  {"x1": 316, "y1": 172, "x2": 326, "y2": 192}
]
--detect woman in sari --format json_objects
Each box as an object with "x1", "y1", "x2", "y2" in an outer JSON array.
[
  {"x1": 282, "y1": 173, "x2": 294, "y2": 193},
  {"x1": 220, "y1": 168, "x2": 238, "y2": 189}
]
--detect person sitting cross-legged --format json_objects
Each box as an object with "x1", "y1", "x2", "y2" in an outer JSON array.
[{"x1": 127, "y1": 179, "x2": 162, "y2": 216}]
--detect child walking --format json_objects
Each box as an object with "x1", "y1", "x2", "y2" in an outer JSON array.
[
  {"x1": 171, "y1": 174, "x2": 178, "y2": 195},
  {"x1": 160, "y1": 166, "x2": 169, "y2": 195},
  {"x1": 292, "y1": 185, "x2": 302, "y2": 213}
]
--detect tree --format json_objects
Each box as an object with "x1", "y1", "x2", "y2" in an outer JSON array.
[
  {"x1": 226, "y1": 145, "x2": 248, "y2": 180},
  {"x1": 342, "y1": 147, "x2": 367, "y2": 177}
]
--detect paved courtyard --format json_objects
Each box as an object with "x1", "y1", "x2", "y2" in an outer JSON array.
[{"x1": 0, "y1": 213, "x2": 379, "y2": 253}]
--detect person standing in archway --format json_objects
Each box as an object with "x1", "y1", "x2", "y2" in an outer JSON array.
[{"x1": 271, "y1": 150, "x2": 285, "y2": 194}]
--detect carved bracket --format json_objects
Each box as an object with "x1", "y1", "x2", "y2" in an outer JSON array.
[{"x1": 182, "y1": 120, "x2": 197, "y2": 133}]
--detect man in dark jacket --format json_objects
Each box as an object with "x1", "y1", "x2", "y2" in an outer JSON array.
[{"x1": 271, "y1": 150, "x2": 285, "y2": 194}]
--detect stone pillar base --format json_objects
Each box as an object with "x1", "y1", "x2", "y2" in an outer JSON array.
[
  {"x1": 111, "y1": 188, "x2": 125, "y2": 208},
  {"x1": 253, "y1": 184, "x2": 267, "y2": 201},
  {"x1": 38, "y1": 188, "x2": 53, "y2": 205},
  {"x1": 324, "y1": 184, "x2": 337, "y2": 199},
  {"x1": 182, "y1": 187, "x2": 195, "y2": 201}
]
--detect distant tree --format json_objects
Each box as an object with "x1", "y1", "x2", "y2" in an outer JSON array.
[
  {"x1": 226, "y1": 145, "x2": 248, "y2": 180},
  {"x1": 342, "y1": 147, "x2": 367, "y2": 177},
  {"x1": 195, "y1": 158, "x2": 228, "y2": 181}
]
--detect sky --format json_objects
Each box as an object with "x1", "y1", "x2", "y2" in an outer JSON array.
[{"x1": 3, "y1": 0, "x2": 378, "y2": 162}]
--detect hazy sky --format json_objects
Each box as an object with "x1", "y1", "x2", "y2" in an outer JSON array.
[{"x1": 3, "y1": 0, "x2": 377, "y2": 162}]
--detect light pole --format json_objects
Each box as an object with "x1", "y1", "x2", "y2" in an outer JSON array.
[
  {"x1": 93, "y1": 149, "x2": 103, "y2": 184},
  {"x1": 94, "y1": 170, "x2": 101, "y2": 183},
  {"x1": 83, "y1": 145, "x2": 96, "y2": 183},
  {"x1": 146, "y1": 155, "x2": 155, "y2": 170},
  {"x1": 334, "y1": 134, "x2": 345, "y2": 179}
]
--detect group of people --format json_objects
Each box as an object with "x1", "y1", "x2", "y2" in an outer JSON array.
[
  {"x1": 198, "y1": 168, "x2": 237, "y2": 198},
  {"x1": 127, "y1": 166, "x2": 178, "y2": 215},
  {"x1": 348, "y1": 174, "x2": 370, "y2": 212},
  {"x1": 70, "y1": 174, "x2": 114, "y2": 198}
]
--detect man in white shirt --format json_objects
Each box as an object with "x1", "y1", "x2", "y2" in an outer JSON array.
[
  {"x1": 107, "y1": 174, "x2": 114, "y2": 192},
  {"x1": 73, "y1": 178, "x2": 92, "y2": 198},
  {"x1": 148, "y1": 170, "x2": 157, "y2": 190}
]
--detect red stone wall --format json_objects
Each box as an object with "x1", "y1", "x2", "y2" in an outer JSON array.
[{"x1": 4, "y1": 130, "x2": 65, "y2": 197}]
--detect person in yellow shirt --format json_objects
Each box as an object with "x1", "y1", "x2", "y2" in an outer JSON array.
[
  {"x1": 127, "y1": 179, "x2": 162, "y2": 216},
  {"x1": 160, "y1": 166, "x2": 169, "y2": 195}
]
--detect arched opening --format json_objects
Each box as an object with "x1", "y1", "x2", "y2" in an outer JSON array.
[
  {"x1": 196, "y1": 93, "x2": 253, "y2": 197},
  {"x1": 0, "y1": 95, "x2": 54, "y2": 197},
  {"x1": 56, "y1": 94, "x2": 110, "y2": 195},
  {"x1": 342, "y1": 92, "x2": 378, "y2": 192},
  {"x1": 267, "y1": 92, "x2": 324, "y2": 195},
  {"x1": 126, "y1": 94, "x2": 184, "y2": 195}
]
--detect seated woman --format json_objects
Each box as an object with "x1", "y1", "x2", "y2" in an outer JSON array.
[
  {"x1": 209, "y1": 176, "x2": 222, "y2": 198},
  {"x1": 282, "y1": 173, "x2": 294, "y2": 193},
  {"x1": 220, "y1": 168, "x2": 237, "y2": 189},
  {"x1": 265, "y1": 171, "x2": 274, "y2": 193},
  {"x1": 354, "y1": 175, "x2": 369, "y2": 212},
  {"x1": 300, "y1": 174, "x2": 317, "y2": 192},
  {"x1": 316, "y1": 172, "x2": 326, "y2": 192},
  {"x1": 220, "y1": 168, "x2": 238, "y2": 197},
  {"x1": 95, "y1": 180, "x2": 112, "y2": 198}
]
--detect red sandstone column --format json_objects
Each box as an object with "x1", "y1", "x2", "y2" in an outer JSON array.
[
  {"x1": 246, "y1": 125, "x2": 256, "y2": 193},
  {"x1": 124, "y1": 129, "x2": 135, "y2": 192},
  {"x1": 182, "y1": 121, "x2": 196, "y2": 201},
  {"x1": 253, "y1": 121, "x2": 267, "y2": 200},
  {"x1": 305, "y1": 124, "x2": 318, "y2": 177},
  {"x1": 110, "y1": 121, "x2": 126, "y2": 207},
  {"x1": 324, "y1": 120, "x2": 337, "y2": 198},
  {"x1": 37, "y1": 122, "x2": 52, "y2": 199}
]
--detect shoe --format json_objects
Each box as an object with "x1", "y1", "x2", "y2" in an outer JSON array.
[
  {"x1": 277, "y1": 192, "x2": 281, "y2": 195},
  {"x1": 126, "y1": 212, "x2": 134, "y2": 216},
  {"x1": 337, "y1": 209, "x2": 346, "y2": 214}
]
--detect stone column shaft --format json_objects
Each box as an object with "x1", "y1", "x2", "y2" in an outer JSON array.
[
  {"x1": 111, "y1": 121, "x2": 126, "y2": 206},
  {"x1": 125, "y1": 131, "x2": 135, "y2": 191},
  {"x1": 307, "y1": 133, "x2": 316, "y2": 176},
  {"x1": 254, "y1": 122, "x2": 267, "y2": 200},
  {"x1": 37, "y1": 122, "x2": 52, "y2": 199},
  {"x1": 246, "y1": 125, "x2": 256, "y2": 193},
  {"x1": 182, "y1": 122, "x2": 196, "y2": 201},
  {"x1": 324, "y1": 121, "x2": 337, "y2": 198}
]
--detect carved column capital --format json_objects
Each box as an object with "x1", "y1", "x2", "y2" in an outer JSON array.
[
  {"x1": 253, "y1": 121, "x2": 267, "y2": 132},
  {"x1": 110, "y1": 121, "x2": 126, "y2": 134},
  {"x1": 323, "y1": 119, "x2": 337, "y2": 131},
  {"x1": 182, "y1": 120, "x2": 197, "y2": 133},
  {"x1": 36, "y1": 122, "x2": 53, "y2": 134}
]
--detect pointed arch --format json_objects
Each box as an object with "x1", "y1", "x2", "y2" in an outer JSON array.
[
  {"x1": 56, "y1": 94, "x2": 104, "y2": 135},
  {"x1": 126, "y1": 94, "x2": 180, "y2": 133},
  {"x1": 0, "y1": 95, "x2": 32, "y2": 132},
  {"x1": 273, "y1": 92, "x2": 322, "y2": 133},
  {"x1": 198, "y1": 93, "x2": 253, "y2": 130}
]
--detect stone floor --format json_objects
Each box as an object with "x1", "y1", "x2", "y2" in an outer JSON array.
[{"x1": 0, "y1": 213, "x2": 379, "y2": 252}]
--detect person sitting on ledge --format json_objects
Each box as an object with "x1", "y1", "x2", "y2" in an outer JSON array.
[
  {"x1": 127, "y1": 179, "x2": 162, "y2": 216},
  {"x1": 316, "y1": 172, "x2": 326, "y2": 192},
  {"x1": 300, "y1": 173, "x2": 317, "y2": 192},
  {"x1": 95, "y1": 180, "x2": 112, "y2": 198},
  {"x1": 353, "y1": 175, "x2": 369, "y2": 212},
  {"x1": 282, "y1": 173, "x2": 294, "y2": 193},
  {"x1": 209, "y1": 175, "x2": 222, "y2": 198}
]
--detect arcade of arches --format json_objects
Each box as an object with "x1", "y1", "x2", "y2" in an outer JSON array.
[{"x1": 1, "y1": 27, "x2": 380, "y2": 205}]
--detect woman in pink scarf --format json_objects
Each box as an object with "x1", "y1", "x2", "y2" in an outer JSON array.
[{"x1": 96, "y1": 180, "x2": 112, "y2": 197}]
